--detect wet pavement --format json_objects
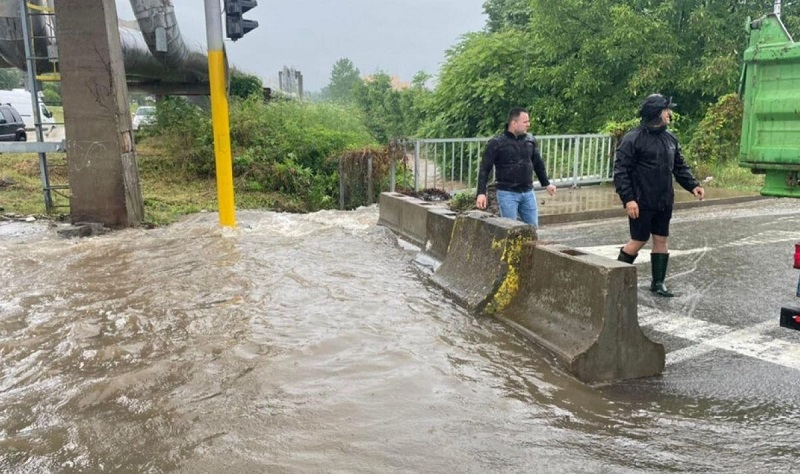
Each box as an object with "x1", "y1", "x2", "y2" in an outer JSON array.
[
  {"x1": 537, "y1": 183, "x2": 764, "y2": 224},
  {"x1": 539, "y1": 197, "x2": 800, "y2": 403},
  {"x1": 1, "y1": 194, "x2": 799, "y2": 472}
]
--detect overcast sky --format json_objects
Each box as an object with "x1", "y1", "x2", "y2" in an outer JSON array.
[{"x1": 115, "y1": 1, "x2": 487, "y2": 91}]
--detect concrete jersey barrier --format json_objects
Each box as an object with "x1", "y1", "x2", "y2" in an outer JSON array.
[
  {"x1": 431, "y1": 211, "x2": 536, "y2": 312},
  {"x1": 495, "y1": 242, "x2": 665, "y2": 383},
  {"x1": 377, "y1": 191, "x2": 666, "y2": 383}
]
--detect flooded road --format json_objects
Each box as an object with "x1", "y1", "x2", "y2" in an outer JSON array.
[{"x1": 1, "y1": 206, "x2": 798, "y2": 472}]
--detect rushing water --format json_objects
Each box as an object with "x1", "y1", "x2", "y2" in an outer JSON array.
[{"x1": 0, "y1": 208, "x2": 797, "y2": 473}]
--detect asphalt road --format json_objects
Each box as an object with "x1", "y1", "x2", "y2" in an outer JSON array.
[{"x1": 539, "y1": 197, "x2": 800, "y2": 403}]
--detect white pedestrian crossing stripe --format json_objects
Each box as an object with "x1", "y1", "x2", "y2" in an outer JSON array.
[
  {"x1": 638, "y1": 308, "x2": 800, "y2": 370},
  {"x1": 574, "y1": 234, "x2": 800, "y2": 370},
  {"x1": 575, "y1": 230, "x2": 800, "y2": 264},
  {"x1": 721, "y1": 230, "x2": 800, "y2": 248},
  {"x1": 574, "y1": 245, "x2": 710, "y2": 264}
]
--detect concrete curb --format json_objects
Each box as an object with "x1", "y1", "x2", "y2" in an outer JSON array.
[{"x1": 540, "y1": 194, "x2": 768, "y2": 225}]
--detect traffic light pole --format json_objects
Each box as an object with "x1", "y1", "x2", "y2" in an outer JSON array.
[{"x1": 204, "y1": 0, "x2": 236, "y2": 227}]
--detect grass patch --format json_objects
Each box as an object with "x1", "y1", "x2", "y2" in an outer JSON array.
[
  {"x1": 693, "y1": 161, "x2": 764, "y2": 192},
  {"x1": 48, "y1": 105, "x2": 64, "y2": 124},
  {"x1": 0, "y1": 153, "x2": 69, "y2": 216},
  {"x1": 0, "y1": 146, "x2": 770, "y2": 225}
]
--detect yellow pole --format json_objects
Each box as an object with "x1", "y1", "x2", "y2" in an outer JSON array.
[{"x1": 204, "y1": 0, "x2": 236, "y2": 227}]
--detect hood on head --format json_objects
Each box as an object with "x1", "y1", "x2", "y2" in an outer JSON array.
[{"x1": 639, "y1": 94, "x2": 676, "y2": 121}]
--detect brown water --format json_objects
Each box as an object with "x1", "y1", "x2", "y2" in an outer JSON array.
[{"x1": 0, "y1": 208, "x2": 796, "y2": 473}]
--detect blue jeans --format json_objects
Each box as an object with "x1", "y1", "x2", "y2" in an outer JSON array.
[{"x1": 497, "y1": 190, "x2": 539, "y2": 227}]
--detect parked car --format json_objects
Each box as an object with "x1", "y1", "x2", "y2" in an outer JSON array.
[
  {"x1": 0, "y1": 89, "x2": 54, "y2": 132},
  {"x1": 0, "y1": 104, "x2": 27, "y2": 141},
  {"x1": 779, "y1": 243, "x2": 800, "y2": 331},
  {"x1": 132, "y1": 106, "x2": 156, "y2": 131}
]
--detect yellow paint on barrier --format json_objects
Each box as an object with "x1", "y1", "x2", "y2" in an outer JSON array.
[{"x1": 487, "y1": 236, "x2": 526, "y2": 314}]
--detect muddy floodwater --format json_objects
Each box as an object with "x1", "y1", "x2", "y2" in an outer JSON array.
[{"x1": 0, "y1": 208, "x2": 797, "y2": 472}]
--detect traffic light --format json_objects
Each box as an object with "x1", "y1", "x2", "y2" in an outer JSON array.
[{"x1": 225, "y1": 0, "x2": 258, "y2": 41}]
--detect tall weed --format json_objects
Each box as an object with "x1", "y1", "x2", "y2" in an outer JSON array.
[{"x1": 147, "y1": 96, "x2": 376, "y2": 210}]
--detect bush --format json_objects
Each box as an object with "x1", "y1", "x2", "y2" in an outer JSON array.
[
  {"x1": 146, "y1": 95, "x2": 377, "y2": 211},
  {"x1": 230, "y1": 72, "x2": 263, "y2": 100},
  {"x1": 449, "y1": 189, "x2": 475, "y2": 212},
  {"x1": 686, "y1": 93, "x2": 743, "y2": 166},
  {"x1": 151, "y1": 97, "x2": 214, "y2": 176},
  {"x1": 338, "y1": 146, "x2": 397, "y2": 209},
  {"x1": 42, "y1": 83, "x2": 61, "y2": 105}
]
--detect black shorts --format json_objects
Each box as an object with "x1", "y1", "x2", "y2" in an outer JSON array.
[{"x1": 629, "y1": 207, "x2": 672, "y2": 241}]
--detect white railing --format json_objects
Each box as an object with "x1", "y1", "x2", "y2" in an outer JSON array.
[{"x1": 393, "y1": 134, "x2": 615, "y2": 193}]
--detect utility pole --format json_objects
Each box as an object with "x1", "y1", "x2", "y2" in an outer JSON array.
[{"x1": 204, "y1": 0, "x2": 236, "y2": 227}]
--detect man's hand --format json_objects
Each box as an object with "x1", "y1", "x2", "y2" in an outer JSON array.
[
  {"x1": 476, "y1": 194, "x2": 487, "y2": 210},
  {"x1": 692, "y1": 186, "x2": 705, "y2": 201},
  {"x1": 625, "y1": 200, "x2": 640, "y2": 219},
  {"x1": 546, "y1": 184, "x2": 556, "y2": 196}
]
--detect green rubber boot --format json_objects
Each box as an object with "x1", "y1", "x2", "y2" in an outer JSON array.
[
  {"x1": 650, "y1": 253, "x2": 674, "y2": 297},
  {"x1": 617, "y1": 248, "x2": 637, "y2": 264}
]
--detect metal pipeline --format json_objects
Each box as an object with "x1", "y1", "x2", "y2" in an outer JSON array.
[
  {"x1": 129, "y1": 0, "x2": 209, "y2": 84},
  {"x1": 0, "y1": 0, "x2": 53, "y2": 72},
  {"x1": 0, "y1": 0, "x2": 212, "y2": 90}
]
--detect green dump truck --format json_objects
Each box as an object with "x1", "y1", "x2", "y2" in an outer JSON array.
[{"x1": 739, "y1": 13, "x2": 800, "y2": 197}]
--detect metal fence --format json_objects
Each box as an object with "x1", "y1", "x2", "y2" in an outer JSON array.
[{"x1": 393, "y1": 134, "x2": 615, "y2": 193}]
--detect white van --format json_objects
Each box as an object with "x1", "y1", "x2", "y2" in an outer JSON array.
[{"x1": 0, "y1": 88, "x2": 55, "y2": 132}]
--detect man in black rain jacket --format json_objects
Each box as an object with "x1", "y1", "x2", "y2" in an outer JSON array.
[
  {"x1": 476, "y1": 107, "x2": 556, "y2": 227},
  {"x1": 614, "y1": 94, "x2": 705, "y2": 297}
]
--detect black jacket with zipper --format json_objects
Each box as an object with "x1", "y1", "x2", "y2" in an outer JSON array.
[
  {"x1": 613, "y1": 123, "x2": 699, "y2": 211},
  {"x1": 477, "y1": 130, "x2": 550, "y2": 195}
]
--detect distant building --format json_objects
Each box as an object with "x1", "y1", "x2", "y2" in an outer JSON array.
[
  {"x1": 362, "y1": 75, "x2": 411, "y2": 91},
  {"x1": 278, "y1": 66, "x2": 303, "y2": 98}
]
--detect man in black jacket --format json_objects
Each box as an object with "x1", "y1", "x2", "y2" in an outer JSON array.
[
  {"x1": 614, "y1": 94, "x2": 705, "y2": 297},
  {"x1": 475, "y1": 107, "x2": 556, "y2": 227}
]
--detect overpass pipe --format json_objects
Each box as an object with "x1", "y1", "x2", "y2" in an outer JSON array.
[
  {"x1": 0, "y1": 0, "x2": 53, "y2": 73},
  {"x1": 130, "y1": 0, "x2": 208, "y2": 84},
  {"x1": 0, "y1": 0, "x2": 213, "y2": 88}
]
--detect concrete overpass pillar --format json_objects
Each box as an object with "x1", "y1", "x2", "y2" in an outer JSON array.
[{"x1": 54, "y1": 0, "x2": 144, "y2": 227}]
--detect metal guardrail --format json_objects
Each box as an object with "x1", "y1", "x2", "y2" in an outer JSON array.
[
  {"x1": 0, "y1": 140, "x2": 65, "y2": 153},
  {"x1": 395, "y1": 134, "x2": 614, "y2": 193}
]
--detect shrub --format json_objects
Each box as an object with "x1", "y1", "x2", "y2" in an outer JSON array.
[
  {"x1": 686, "y1": 93, "x2": 743, "y2": 166},
  {"x1": 151, "y1": 97, "x2": 214, "y2": 176},
  {"x1": 230, "y1": 72, "x2": 263, "y2": 100},
  {"x1": 148, "y1": 95, "x2": 377, "y2": 211}
]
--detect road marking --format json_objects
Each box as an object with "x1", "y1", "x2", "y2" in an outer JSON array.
[
  {"x1": 721, "y1": 230, "x2": 800, "y2": 248},
  {"x1": 575, "y1": 245, "x2": 710, "y2": 264},
  {"x1": 638, "y1": 308, "x2": 800, "y2": 370},
  {"x1": 575, "y1": 233, "x2": 800, "y2": 369},
  {"x1": 576, "y1": 231, "x2": 800, "y2": 264}
]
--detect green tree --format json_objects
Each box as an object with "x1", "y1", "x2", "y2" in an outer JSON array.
[
  {"x1": 525, "y1": 0, "x2": 681, "y2": 132},
  {"x1": 353, "y1": 72, "x2": 403, "y2": 142},
  {"x1": 686, "y1": 93, "x2": 743, "y2": 166},
  {"x1": 349, "y1": 70, "x2": 433, "y2": 142},
  {"x1": 41, "y1": 82, "x2": 61, "y2": 105},
  {"x1": 424, "y1": 29, "x2": 535, "y2": 137},
  {"x1": 482, "y1": 0, "x2": 532, "y2": 32},
  {"x1": 426, "y1": 0, "x2": 800, "y2": 138},
  {"x1": 0, "y1": 69, "x2": 23, "y2": 89},
  {"x1": 404, "y1": 71, "x2": 434, "y2": 135},
  {"x1": 322, "y1": 58, "x2": 361, "y2": 103}
]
